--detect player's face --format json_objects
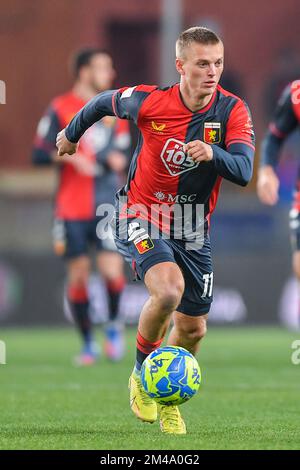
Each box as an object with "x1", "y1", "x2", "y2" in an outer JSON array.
[
  {"x1": 177, "y1": 42, "x2": 224, "y2": 96},
  {"x1": 89, "y1": 54, "x2": 116, "y2": 92}
]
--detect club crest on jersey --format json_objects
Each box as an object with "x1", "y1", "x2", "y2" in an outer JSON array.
[
  {"x1": 204, "y1": 122, "x2": 221, "y2": 144},
  {"x1": 160, "y1": 138, "x2": 199, "y2": 176}
]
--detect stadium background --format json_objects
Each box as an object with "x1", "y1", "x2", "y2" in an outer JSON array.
[{"x1": 1, "y1": 0, "x2": 300, "y2": 328}]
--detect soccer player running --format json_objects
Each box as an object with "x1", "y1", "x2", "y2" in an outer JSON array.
[
  {"x1": 56, "y1": 28, "x2": 255, "y2": 433},
  {"x1": 33, "y1": 48, "x2": 131, "y2": 364},
  {"x1": 257, "y1": 80, "x2": 300, "y2": 318}
]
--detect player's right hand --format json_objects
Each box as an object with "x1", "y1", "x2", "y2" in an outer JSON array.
[
  {"x1": 257, "y1": 165, "x2": 280, "y2": 206},
  {"x1": 56, "y1": 129, "x2": 78, "y2": 156}
]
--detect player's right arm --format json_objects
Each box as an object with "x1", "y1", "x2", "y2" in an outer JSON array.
[
  {"x1": 257, "y1": 83, "x2": 299, "y2": 205},
  {"x1": 56, "y1": 86, "x2": 156, "y2": 156}
]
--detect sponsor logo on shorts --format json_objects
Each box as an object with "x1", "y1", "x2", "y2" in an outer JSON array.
[
  {"x1": 128, "y1": 222, "x2": 154, "y2": 254},
  {"x1": 134, "y1": 237, "x2": 154, "y2": 254}
]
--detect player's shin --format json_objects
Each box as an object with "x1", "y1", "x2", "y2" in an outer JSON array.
[
  {"x1": 105, "y1": 276, "x2": 126, "y2": 321},
  {"x1": 134, "y1": 330, "x2": 165, "y2": 376},
  {"x1": 68, "y1": 284, "x2": 95, "y2": 352},
  {"x1": 104, "y1": 275, "x2": 126, "y2": 360}
]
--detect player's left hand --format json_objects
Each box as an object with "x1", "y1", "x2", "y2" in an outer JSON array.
[
  {"x1": 56, "y1": 129, "x2": 78, "y2": 156},
  {"x1": 183, "y1": 140, "x2": 213, "y2": 162}
]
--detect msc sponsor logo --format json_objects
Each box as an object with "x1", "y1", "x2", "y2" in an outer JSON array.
[
  {"x1": 153, "y1": 191, "x2": 167, "y2": 201},
  {"x1": 160, "y1": 138, "x2": 199, "y2": 176},
  {"x1": 154, "y1": 191, "x2": 197, "y2": 203}
]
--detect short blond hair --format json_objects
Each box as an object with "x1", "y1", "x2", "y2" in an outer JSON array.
[{"x1": 176, "y1": 26, "x2": 222, "y2": 59}]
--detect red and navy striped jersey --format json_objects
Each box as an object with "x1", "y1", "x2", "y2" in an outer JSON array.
[
  {"x1": 260, "y1": 80, "x2": 300, "y2": 209},
  {"x1": 65, "y1": 83, "x2": 255, "y2": 230},
  {"x1": 33, "y1": 91, "x2": 130, "y2": 220},
  {"x1": 265, "y1": 81, "x2": 300, "y2": 143}
]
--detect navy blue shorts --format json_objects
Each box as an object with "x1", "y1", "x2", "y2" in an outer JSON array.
[
  {"x1": 114, "y1": 218, "x2": 213, "y2": 316},
  {"x1": 53, "y1": 218, "x2": 117, "y2": 259}
]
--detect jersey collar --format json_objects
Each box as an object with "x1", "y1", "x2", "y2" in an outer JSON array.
[{"x1": 175, "y1": 83, "x2": 217, "y2": 114}]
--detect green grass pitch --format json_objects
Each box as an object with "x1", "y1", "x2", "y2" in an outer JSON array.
[{"x1": 0, "y1": 327, "x2": 299, "y2": 450}]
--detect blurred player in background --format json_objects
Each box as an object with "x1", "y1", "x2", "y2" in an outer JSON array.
[
  {"x1": 56, "y1": 27, "x2": 255, "y2": 434},
  {"x1": 257, "y1": 80, "x2": 300, "y2": 321},
  {"x1": 32, "y1": 48, "x2": 131, "y2": 364}
]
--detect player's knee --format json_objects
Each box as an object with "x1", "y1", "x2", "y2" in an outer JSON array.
[
  {"x1": 155, "y1": 291, "x2": 181, "y2": 313},
  {"x1": 154, "y1": 283, "x2": 184, "y2": 313},
  {"x1": 68, "y1": 273, "x2": 88, "y2": 289},
  {"x1": 68, "y1": 265, "x2": 89, "y2": 287},
  {"x1": 182, "y1": 321, "x2": 207, "y2": 343},
  {"x1": 98, "y1": 252, "x2": 123, "y2": 279},
  {"x1": 188, "y1": 327, "x2": 207, "y2": 343}
]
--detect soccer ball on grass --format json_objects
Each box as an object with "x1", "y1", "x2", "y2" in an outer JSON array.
[{"x1": 141, "y1": 346, "x2": 201, "y2": 406}]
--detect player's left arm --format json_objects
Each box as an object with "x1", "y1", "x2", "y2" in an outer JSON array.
[
  {"x1": 213, "y1": 99, "x2": 255, "y2": 186},
  {"x1": 184, "y1": 100, "x2": 255, "y2": 186}
]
